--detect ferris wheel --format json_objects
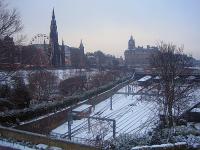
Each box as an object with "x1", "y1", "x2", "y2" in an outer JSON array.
[{"x1": 30, "y1": 34, "x2": 49, "y2": 45}]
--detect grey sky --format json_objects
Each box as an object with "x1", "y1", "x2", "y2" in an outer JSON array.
[{"x1": 8, "y1": 0, "x2": 200, "y2": 58}]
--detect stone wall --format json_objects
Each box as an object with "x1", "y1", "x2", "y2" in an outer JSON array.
[
  {"x1": 15, "y1": 79, "x2": 132, "y2": 134},
  {"x1": 0, "y1": 126, "x2": 97, "y2": 150}
]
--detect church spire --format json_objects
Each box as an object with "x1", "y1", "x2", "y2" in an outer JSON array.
[
  {"x1": 79, "y1": 40, "x2": 84, "y2": 49},
  {"x1": 52, "y1": 8, "x2": 55, "y2": 19}
]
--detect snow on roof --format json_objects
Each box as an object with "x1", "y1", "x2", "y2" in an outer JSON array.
[
  {"x1": 73, "y1": 104, "x2": 92, "y2": 112},
  {"x1": 191, "y1": 107, "x2": 200, "y2": 113},
  {"x1": 48, "y1": 146, "x2": 63, "y2": 150},
  {"x1": 138, "y1": 75, "x2": 151, "y2": 82},
  {"x1": 186, "y1": 76, "x2": 196, "y2": 80},
  {"x1": 36, "y1": 144, "x2": 48, "y2": 149},
  {"x1": 174, "y1": 76, "x2": 180, "y2": 80},
  {"x1": 154, "y1": 76, "x2": 161, "y2": 80}
]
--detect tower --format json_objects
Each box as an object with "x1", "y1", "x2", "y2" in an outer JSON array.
[
  {"x1": 49, "y1": 8, "x2": 60, "y2": 66},
  {"x1": 61, "y1": 40, "x2": 65, "y2": 66},
  {"x1": 128, "y1": 35, "x2": 135, "y2": 50},
  {"x1": 79, "y1": 40, "x2": 85, "y2": 67},
  {"x1": 79, "y1": 40, "x2": 84, "y2": 54}
]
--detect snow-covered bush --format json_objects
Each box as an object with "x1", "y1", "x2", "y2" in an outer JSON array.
[{"x1": 108, "y1": 133, "x2": 151, "y2": 150}]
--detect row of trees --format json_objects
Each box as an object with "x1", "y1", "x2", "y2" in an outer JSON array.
[{"x1": 59, "y1": 70, "x2": 126, "y2": 96}]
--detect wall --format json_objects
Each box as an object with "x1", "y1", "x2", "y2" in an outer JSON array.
[{"x1": 0, "y1": 126, "x2": 97, "y2": 150}]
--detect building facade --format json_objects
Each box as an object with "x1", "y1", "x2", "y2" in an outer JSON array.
[{"x1": 124, "y1": 36, "x2": 158, "y2": 68}]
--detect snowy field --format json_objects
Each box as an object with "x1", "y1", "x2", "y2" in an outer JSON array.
[{"x1": 51, "y1": 83, "x2": 159, "y2": 142}]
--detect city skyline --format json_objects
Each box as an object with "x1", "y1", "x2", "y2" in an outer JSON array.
[{"x1": 9, "y1": 0, "x2": 200, "y2": 58}]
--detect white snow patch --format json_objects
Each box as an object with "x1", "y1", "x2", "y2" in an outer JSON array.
[
  {"x1": 0, "y1": 139, "x2": 34, "y2": 150},
  {"x1": 138, "y1": 76, "x2": 151, "y2": 82},
  {"x1": 36, "y1": 144, "x2": 48, "y2": 149},
  {"x1": 191, "y1": 107, "x2": 200, "y2": 113},
  {"x1": 73, "y1": 104, "x2": 92, "y2": 112}
]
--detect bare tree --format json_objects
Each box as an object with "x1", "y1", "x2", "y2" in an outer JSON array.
[
  {"x1": 0, "y1": 0, "x2": 23, "y2": 38},
  {"x1": 0, "y1": 0, "x2": 23, "y2": 84},
  {"x1": 28, "y1": 70, "x2": 58, "y2": 102},
  {"x1": 150, "y1": 42, "x2": 195, "y2": 127},
  {"x1": 59, "y1": 75, "x2": 86, "y2": 96}
]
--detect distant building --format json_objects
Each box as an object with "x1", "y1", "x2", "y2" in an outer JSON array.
[
  {"x1": 49, "y1": 9, "x2": 85, "y2": 68},
  {"x1": 124, "y1": 36, "x2": 158, "y2": 68},
  {"x1": 85, "y1": 51, "x2": 121, "y2": 69}
]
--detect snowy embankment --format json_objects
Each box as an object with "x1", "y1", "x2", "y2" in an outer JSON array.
[
  {"x1": 51, "y1": 83, "x2": 159, "y2": 141},
  {"x1": 0, "y1": 138, "x2": 34, "y2": 150}
]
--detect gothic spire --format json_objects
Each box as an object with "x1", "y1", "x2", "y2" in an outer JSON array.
[
  {"x1": 79, "y1": 39, "x2": 84, "y2": 49},
  {"x1": 52, "y1": 8, "x2": 55, "y2": 19}
]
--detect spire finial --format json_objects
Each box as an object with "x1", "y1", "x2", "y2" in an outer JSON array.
[{"x1": 52, "y1": 8, "x2": 55, "y2": 19}]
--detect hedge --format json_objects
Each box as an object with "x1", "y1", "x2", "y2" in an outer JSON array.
[{"x1": 0, "y1": 75, "x2": 132, "y2": 126}]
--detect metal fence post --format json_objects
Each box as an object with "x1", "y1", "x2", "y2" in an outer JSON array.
[
  {"x1": 68, "y1": 106, "x2": 72, "y2": 140},
  {"x1": 113, "y1": 120, "x2": 116, "y2": 139}
]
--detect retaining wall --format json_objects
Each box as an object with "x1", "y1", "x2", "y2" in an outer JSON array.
[{"x1": 0, "y1": 126, "x2": 97, "y2": 150}]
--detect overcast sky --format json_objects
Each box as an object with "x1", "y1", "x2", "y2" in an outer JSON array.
[{"x1": 8, "y1": 0, "x2": 200, "y2": 59}]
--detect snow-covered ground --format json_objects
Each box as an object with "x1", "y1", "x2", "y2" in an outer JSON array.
[
  {"x1": 51, "y1": 81, "x2": 200, "y2": 145},
  {"x1": 0, "y1": 68, "x2": 98, "y2": 85},
  {"x1": 51, "y1": 83, "x2": 159, "y2": 142},
  {"x1": 0, "y1": 139, "x2": 35, "y2": 150}
]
